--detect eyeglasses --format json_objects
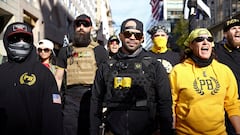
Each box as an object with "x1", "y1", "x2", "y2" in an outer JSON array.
[
  {"x1": 8, "y1": 34, "x2": 33, "y2": 44},
  {"x1": 193, "y1": 37, "x2": 214, "y2": 42},
  {"x1": 123, "y1": 31, "x2": 143, "y2": 40},
  {"x1": 75, "y1": 21, "x2": 91, "y2": 27},
  {"x1": 38, "y1": 48, "x2": 50, "y2": 53}
]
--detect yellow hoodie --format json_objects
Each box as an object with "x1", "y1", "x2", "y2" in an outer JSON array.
[{"x1": 169, "y1": 58, "x2": 240, "y2": 135}]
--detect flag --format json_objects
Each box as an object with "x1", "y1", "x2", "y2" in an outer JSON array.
[
  {"x1": 150, "y1": 0, "x2": 164, "y2": 21},
  {"x1": 197, "y1": 0, "x2": 211, "y2": 18},
  {"x1": 52, "y1": 94, "x2": 61, "y2": 104},
  {"x1": 183, "y1": 0, "x2": 190, "y2": 19},
  {"x1": 184, "y1": 0, "x2": 211, "y2": 19},
  {"x1": 63, "y1": 34, "x2": 69, "y2": 47},
  {"x1": 96, "y1": 22, "x2": 107, "y2": 46}
]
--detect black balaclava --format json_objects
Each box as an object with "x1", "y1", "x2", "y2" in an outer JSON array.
[{"x1": 3, "y1": 22, "x2": 33, "y2": 62}]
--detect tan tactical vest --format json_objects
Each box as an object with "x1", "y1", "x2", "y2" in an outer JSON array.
[{"x1": 66, "y1": 42, "x2": 98, "y2": 86}]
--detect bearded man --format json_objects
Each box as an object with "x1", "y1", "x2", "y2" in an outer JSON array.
[
  {"x1": 55, "y1": 14, "x2": 108, "y2": 135},
  {"x1": 215, "y1": 18, "x2": 240, "y2": 135}
]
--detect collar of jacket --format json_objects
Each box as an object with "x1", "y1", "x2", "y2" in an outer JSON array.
[
  {"x1": 117, "y1": 46, "x2": 143, "y2": 59},
  {"x1": 224, "y1": 44, "x2": 233, "y2": 52},
  {"x1": 223, "y1": 43, "x2": 240, "y2": 52}
]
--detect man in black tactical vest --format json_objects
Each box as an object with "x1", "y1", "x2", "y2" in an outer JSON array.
[
  {"x1": 55, "y1": 14, "x2": 108, "y2": 135},
  {"x1": 90, "y1": 18, "x2": 174, "y2": 135}
]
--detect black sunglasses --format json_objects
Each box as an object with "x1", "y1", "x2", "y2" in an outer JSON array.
[
  {"x1": 8, "y1": 34, "x2": 33, "y2": 44},
  {"x1": 75, "y1": 21, "x2": 91, "y2": 27},
  {"x1": 123, "y1": 31, "x2": 143, "y2": 40},
  {"x1": 38, "y1": 48, "x2": 50, "y2": 53},
  {"x1": 193, "y1": 37, "x2": 214, "y2": 42}
]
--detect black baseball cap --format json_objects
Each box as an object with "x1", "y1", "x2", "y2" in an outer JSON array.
[
  {"x1": 147, "y1": 25, "x2": 168, "y2": 36},
  {"x1": 74, "y1": 14, "x2": 92, "y2": 26},
  {"x1": 108, "y1": 35, "x2": 120, "y2": 44},
  {"x1": 223, "y1": 18, "x2": 240, "y2": 32},
  {"x1": 4, "y1": 22, "x2": 33, "y2": 44},
  {"x1": 6, "y1": 22, "x2": 33, "y2": 37},
  {"x1": 120, "y1": 18, "x2": 143, "y2": 33}
]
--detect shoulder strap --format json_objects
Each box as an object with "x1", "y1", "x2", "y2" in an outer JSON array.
[
  {"x1": 142, "y1": 56, "x2": 154, "y2": 67},
  {"x1": 66, "y1": 41, "x2": 98, "y2": 58},
  {"x1": 88, "y1": 41, "x2": 98, "y2": 49},
  {"x1": 107, "y1": 58, "x2": 117, "y2": 67},
  {"x1": 66, "y1": 43, "x2": 74, "y2": 58}
]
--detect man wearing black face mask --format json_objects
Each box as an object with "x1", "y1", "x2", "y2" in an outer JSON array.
[
  {"x1": 55, "y1": 14, "x2": 108, "y2": 135},
  {"x1": 0, "y1": 22, "x2": 63, "y2": 135}
]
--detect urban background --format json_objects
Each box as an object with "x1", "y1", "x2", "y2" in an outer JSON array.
[{"x1": 0, "y1": 0, "x2": 240, "y2": 56}]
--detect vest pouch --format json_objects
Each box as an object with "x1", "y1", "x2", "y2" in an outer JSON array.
[
  {"x1": 105, "y1": 57, "x2": 156, "y2": 112},
  {"x1": 109, "y1": 73, "x2": 148, "y2": 107},
  {"x1": 67, "y1": 47, "x2": 97, "y2": 85}
]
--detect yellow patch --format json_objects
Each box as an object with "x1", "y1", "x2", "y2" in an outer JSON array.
[
  {"x1": 19, "y1": 72, "x2": 36, "y2": 86},
  {"x1": 134, "y1": 62, "x2": 142, "y2": 69}
]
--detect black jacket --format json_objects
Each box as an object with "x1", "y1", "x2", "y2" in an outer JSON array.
[
  {"x1": 215, "y1": 43, "x2": 240, "y2": 95},
  {"x1": 0, "y1": 47, "x2": 63, "y2": 135},
  {"x1": 90, "y1": 47, "x2": 173, "y2": 135},
  {"x1": 215, "y1": 42, "x2": 240, "y2": 135}
]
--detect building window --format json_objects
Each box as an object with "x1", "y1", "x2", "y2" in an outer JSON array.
[{"x1": 23, "y1": 10, "x2": 37, "y2": 27}]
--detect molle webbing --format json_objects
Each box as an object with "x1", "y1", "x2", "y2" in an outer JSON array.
[
  {"x1": 105, "y1": 57, "x2": 156, "y2": 110},
  {"x1": 66, "y1": 43, "x2": 98, "y2": 85}
]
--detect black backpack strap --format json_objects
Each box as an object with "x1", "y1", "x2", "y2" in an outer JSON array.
[
  {"x1": 107, "y1": 58, "x2": 117, "y2": 67},
  {"x1": 66, "y1": 45, "x2": 73, "y2": 58},
  {"x1": 142, "y1": 56, "x2": 157, "y2": 119},
  {"x1": 142, "y1": 56, "x2": 154, "y2": 67}
]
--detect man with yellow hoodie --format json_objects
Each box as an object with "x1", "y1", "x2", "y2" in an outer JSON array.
[{"x1": 169, "y1": 28, "x2": 240, "y2": 135}]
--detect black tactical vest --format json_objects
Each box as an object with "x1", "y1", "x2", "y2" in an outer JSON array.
[{"x1": 104, "y1": 57, "x2": 156, "y2": 111}]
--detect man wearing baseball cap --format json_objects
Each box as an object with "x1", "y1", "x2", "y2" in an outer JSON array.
[
  {"x1": 55, "y1": 14, "x2": 108, "y2": 135},
  {"x1": 215, "y1": 18, "x2": 240, "y2": 135},
  {"x1": 90, "y1": 18, "x2": 174, "y2": 135},
  {"x1": 0, "y1": 22, "x2": 62, "y2": 135},
  {"x1": 107, "y1": 35, "x2": 120, "y2": 58},
  {"x1": 74, "y1": 14, "x2": 92, "y2": 28},
  {"x1": 147, "y1": 24, "x2": 180, "y2": 74}
]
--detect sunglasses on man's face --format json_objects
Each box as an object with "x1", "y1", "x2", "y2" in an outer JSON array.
[
  {"x1": 193, "y1": 37, "x2": 214, "y2": 43},
  {"x1": 8, "y1": 34, "x2": 33, "y2": 44},
  {"x1": 123, "y1": 31, "x2": 143, "y2": 40},
  {"x1": 75, "y1": 21, "x2": 91, "y2": 27},
  {"x1": 38, "y1": 48, "x2": 50, "y2": 53}
]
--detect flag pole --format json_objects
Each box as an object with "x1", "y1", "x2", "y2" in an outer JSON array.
[{"x1": 187, "y1": 0, "x2": 197, "y2": 33}]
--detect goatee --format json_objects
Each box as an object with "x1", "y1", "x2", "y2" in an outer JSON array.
[{"x1": 73, "y1": 31, "x2": 91, "y2": 47}]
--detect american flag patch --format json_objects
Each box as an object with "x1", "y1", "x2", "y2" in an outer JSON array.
[{"x1": 52, "y1": 94, "x2": 61, "y2": 104}]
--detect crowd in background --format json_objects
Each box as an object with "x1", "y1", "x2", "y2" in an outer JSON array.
[{"x1": 0, "y1": 13, "x2": 240, "y2": 135}]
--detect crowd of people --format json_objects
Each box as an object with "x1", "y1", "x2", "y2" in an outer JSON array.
[{"x1": 0, "y1": 13, "x2": 240, "y2": 135}]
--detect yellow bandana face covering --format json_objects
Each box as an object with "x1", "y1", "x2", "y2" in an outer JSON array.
[{"x1": 151, "y1": 36, "x2": 168, "y2": 53}]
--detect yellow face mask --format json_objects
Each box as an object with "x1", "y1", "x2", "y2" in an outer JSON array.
[{"x1": 151, "y1": 36, "x2": 168, "y2": 53}]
